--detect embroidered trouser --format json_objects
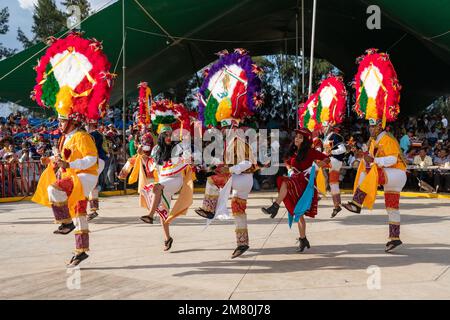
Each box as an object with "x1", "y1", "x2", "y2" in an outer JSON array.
[
  {"x1": 231, "y1": 174, "x2": 253, "y2": 247},
  {"x1": 47, "y1": 173, "x2": 97, "y2": 253},
  {"x1": 329, "y1": 157, "x2": 343, "y2": 208},
  {"x1": 352, "y1": 168, "x2": 406, "y2": 240},
  {"x1": 201, "y1": 173, "x2": 253, "y2": 247},
  {"x1": 201, "y1": 173, "x2": 230, "y2": 213},
  {"x1": 141, "y1": 174, "x2": 183, "y2": 222},
  {"x1": 88, "y1": 159, "x2": 105, "y2": 213}
]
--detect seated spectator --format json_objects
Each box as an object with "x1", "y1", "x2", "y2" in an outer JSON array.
[
  {"x1": 412, "y1": 148, "x2": 434, "y2": 189},
  {"x1": 413, "y1": 148, "x2": 433, "y2": 167},
  {"x1": 19, "y1": 116, "x2": 28, "y2": 127},
  {"x1": 416, "y1": 128, "x2": 426, "y2": 140},
  {"x1": 433, "y1": 149, "x2": 450, "y2": 193},
  {"x1": 426, "y1": 126, "x2": 439, "y2": 146},
  {"x1": 400, "y1": 129, "x2": 414, "y2": 153},
  {"x1": 405, "y1": 148, "x2": 418, "y2": 165}
]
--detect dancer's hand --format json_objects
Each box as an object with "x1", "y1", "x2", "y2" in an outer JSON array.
[
  {"x1": 137, "y1": 145, "x2": 144, "y2": 155},
  {"x1": 57, "y1": 159, "x2": 70, "y2": 169},
  {"x1": 317, "y1": 158, "x2": 330, "y2": 168},
  {"x1": 40, "y1": 157, "x2": 50, "y2": 165},
  {"x1": 215, "y1": 165, "x2": 229, "y2": 175},
  {"x1": 364, "y1": 155, "x2": 374, "y2": 164}
]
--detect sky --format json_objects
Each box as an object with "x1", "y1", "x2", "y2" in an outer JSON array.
[{"x1": 1, "y1": 0, "x2": 114, "y2": 51}]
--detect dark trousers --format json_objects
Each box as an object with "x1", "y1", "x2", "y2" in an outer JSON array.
[{"x1": 434, "y1": 172, "x2": 450, "y2": 193}]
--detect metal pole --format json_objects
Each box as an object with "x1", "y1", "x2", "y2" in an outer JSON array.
[
  {"x1": 295, "y1": 1, "x2": 299, "y2": 128},
  {"x1": 301, "y1": 0, "x2": 305, "y2": 98},
  {"x1": 308, "y1": 0, "x2": 317, "y2": 97},
  {"x1": 122, "y1": 0, "x2": 127, "y2": 194}
]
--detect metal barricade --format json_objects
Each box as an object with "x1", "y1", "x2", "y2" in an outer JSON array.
[{"x1": 0, "y1": 161, "x2": 44, "y2": 198}]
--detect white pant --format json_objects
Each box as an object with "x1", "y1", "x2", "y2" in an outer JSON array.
[
  {"x1": 330, "y1": 157, "x2": 343, "y2": 172},
  {"x1": 48, "y1": 173, "x2": 98, "y2": 202},
  {"x1": 231, "y1": 173, "x2": 253, "y2": 199},
  {"x1": 357, "y1": 167, "x2": 406, "y2": 192},
  {"x1": 159, "y1": 174, "x2": 183, "y2": 201}
]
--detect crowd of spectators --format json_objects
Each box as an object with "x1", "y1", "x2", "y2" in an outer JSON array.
[{"x1": 0, "y1": 108, "x2": 133, "y2": 197}]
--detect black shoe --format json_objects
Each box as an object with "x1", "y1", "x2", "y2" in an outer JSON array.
[
  {"x1": 54, "y1": 222, "x2": 75, "y2": 235},
  {"x1": 261, "y1": 202, "x2": 280, "y2": 218},
  {"x1": 342, "y1": 202, "x2": 361, "y2": 214},
  {"x1": 87, "y1": 212, "x2": 99, "y2": 221},
  {"x1": 164, "y1": 237, "x2": 173, "y2": 251},
  {"x1": 231, "y1": 245, "x2": 249, "y2": 259},
  {"x1": 331, "y1": 206, "x2": 342, "y2": 218},
  {"x1": 140, "y1": 215, "x2": 154, "y2": 224},
  {"x1": 194, "y1": 208, "x2": 215, "y2": 220},
  {"x1": 385, "y1": 240, "x2": 403, "y2": 253},
  {"x1": 296, "y1": 237, "x2": 311, "y2": 252},
  {"x1": 66, "y1": 252, "x2": 89, "y2": 268}
]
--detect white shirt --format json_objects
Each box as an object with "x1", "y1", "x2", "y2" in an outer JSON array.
[{"x1": 442, "y1": 118, "x2": 448, "y2": 128}]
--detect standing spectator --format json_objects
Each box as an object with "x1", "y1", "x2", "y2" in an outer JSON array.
[
  {"x1": 107, "y1": 108, "x2": 114, "y2": 124},
  {"x1": 0, "y1": 137, "x2": 14, "y2": 159},
  {"x1": 128, "y1": 129, "x2": 139, "y2": 157}
]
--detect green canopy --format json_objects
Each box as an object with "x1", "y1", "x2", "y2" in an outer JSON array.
[{"x1": 0, "y1": 0, "x2": 448, "y2": 115}]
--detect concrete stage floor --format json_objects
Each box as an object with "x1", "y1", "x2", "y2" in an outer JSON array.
[{"x1": 1, "y1": 192, "x2": 449, "y2": 299}]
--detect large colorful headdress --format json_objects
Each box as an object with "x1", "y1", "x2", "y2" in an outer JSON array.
[
  {"x1": 314, "y1": 75, "x2": 347, "y2": 128},
  {"x1": 150, "y1": 99, "x2": 190, "y2": 134},
  {"x1": 198, "y1": 48, "x2": 263, "y2": 128},
  {"x1": 353, "y1": 48, "x2": 401, "y2": 127},
  {"x1": 137, "y1": 82, "x2": 152, "y2": 126},
  {"x1": 298, "y1": 93, "x2": 319, "y2": 131},
  {"x1": 32, "y1": 31, "x2": 115, "y2": 121}
]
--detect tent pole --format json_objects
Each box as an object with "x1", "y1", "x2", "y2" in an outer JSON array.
[
  {"x1": 301, "y1": 0, "x2": 305, "y2": 101},
  {"x1": 295, "y1": 12, "x2": 298, "y2": 128},
  {"x1": 308, "y1": 0, "x2": 317, "y2": 97},
  {"x1": 122, "y1": 0, "x2": 127, "y2": 195}
]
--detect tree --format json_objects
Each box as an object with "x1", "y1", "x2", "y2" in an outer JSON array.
[
  {"x1": 0, "y1": 7, "x2": 16, "y2": 59},
  {"x1": 32, "y1": 0, "x2": 65, "y2": 42},
  {"x1": 16, "y1": 0, "x2": 65, "y2": 49},
  {"x1": 62, "y1": 0, "x2": 92, "y2": 21},
  {"x1": 16, "y1": 27, "x2": 35, "y2": 49}
]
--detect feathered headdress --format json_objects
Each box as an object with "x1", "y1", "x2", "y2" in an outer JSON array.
[
  {"x1": 150, "y1": 99, "x2": 191, "y2": 135},
  {"x1": 353, "y1": 48, "x2": 401, "y2": 127},
  {"x1": 198, "y1": 48, "x2": 263, "y2": 128},
  {"x1": 315, "y1": 75, "x2": 347, "y2": 128},
  {"x1": 298, "y1": 93, "x2": 319, "y2": 131},
  {"x1": 32, "y1": 31, "x2": 114, "y2": 121}
]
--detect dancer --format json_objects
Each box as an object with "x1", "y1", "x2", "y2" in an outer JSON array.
[
  {"x1": 32, "y1": 112, "x2": 99, "y2": 267},
  {"x1": 135, "y1": 132, "x2": 157, "y2": 224},
  {"x1": 139, "y1": 100, "x2": 194, "y2": 251},
  {"x1": 262, "y1": 128, "x2": 330, "y2": 252},
  {"x1": 342, "y1": 119, "x2": 406, "y2": 252},
  {"x1": 342, "y1": 48, "x2": 404, "y2": 252},
  {"x1": 195, "y1": 123, "x2": 259, "y2": 258},
  {"x1": 86, "y1": 119, "x2": 108, "y2": 221},
  {"x1": 193, "y1": 48, "x2": 264, "y2": 259},
  {"x1": 323, "y1": 126, "x2": 347, "y2": 218},
  {"x1": 30, "y1": 32, "x2": 114, "y2": 267}
]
